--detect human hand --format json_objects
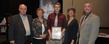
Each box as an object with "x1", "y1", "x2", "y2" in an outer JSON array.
[{"x1": 10, "y1": 40, "x2": 15, "y2": 44}]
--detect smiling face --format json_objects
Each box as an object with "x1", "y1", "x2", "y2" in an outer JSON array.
[
  {"x1": 68, "y1": 10, "x2": 75, "y2": 17},
  {"x1": 67, "y1": 8, "x2": 76, "y2": 19},
  {"x1": 54, "y1": 3, "x2": 61, "y2": 14},
  {"x1": 36, "y1": 8, "x2": 44, "y2": 18},
  {"x1": 19, "y1": 4, "x2": 27, "y2": 15},
  {"x1": 37, "y1": 10, "x2": 43, "y2": 18},
  {"x1": 84, "y1": 3, "x2": 92, "y2": 14}
]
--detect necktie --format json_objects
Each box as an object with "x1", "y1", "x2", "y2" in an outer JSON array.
[{"x1": 80, "y1": 16, "x2": 86, "y2": 25}]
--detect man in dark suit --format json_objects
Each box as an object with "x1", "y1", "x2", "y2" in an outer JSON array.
[{"x1": 8, "y1": 4, "x2": 33, "y2": 44}]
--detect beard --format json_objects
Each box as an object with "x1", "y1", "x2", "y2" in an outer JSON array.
[{"x1": 83, "y1": 10, "x2": 92, "y2": 15}]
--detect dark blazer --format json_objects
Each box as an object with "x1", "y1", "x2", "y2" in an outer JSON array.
[
  {"x1": 8, "y1": 14, "x2": 33, "y2": 44},
  {"x1": 63, "y1": 18, "x2": 78, "y2": 44}
]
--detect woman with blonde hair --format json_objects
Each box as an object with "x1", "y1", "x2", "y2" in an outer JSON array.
[{"x1": 32, "y1": 8, "x2": 48, "y2": 44}]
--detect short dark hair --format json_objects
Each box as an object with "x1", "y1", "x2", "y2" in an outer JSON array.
[
  {"x1": 54, "y1": 2, "x2": 61, "y2": 7},
  {"x1": 19, "y1": 3, "x2": 27, "y2": 8}
]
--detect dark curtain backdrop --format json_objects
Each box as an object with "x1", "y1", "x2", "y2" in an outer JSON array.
[{"x1": 0, "y1": 0, "x2": 62, "y2": 21}]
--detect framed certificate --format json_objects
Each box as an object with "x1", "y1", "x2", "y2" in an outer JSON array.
[{"x1": 52, "y1": 27, "x2": 62, "y2": 40}]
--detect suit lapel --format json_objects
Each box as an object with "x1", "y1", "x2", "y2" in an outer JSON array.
[
  {"x1": 17, "y1": 15, "x2": 26, "y2": 32},
  {"x1": 80, "y1": 15, "x2": 85, "y2": 26},
  {"x1": 81, "y1": 13, "x2": 92, "y2": 26}
]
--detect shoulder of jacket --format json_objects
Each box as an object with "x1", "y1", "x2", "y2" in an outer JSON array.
[{"x1": 92, "y1": 13, "x2": 100, "y2": 18}]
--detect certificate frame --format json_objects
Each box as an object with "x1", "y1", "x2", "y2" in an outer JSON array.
[{"x1": 52, "y1": 27, "x2": 62, "y2": 40}]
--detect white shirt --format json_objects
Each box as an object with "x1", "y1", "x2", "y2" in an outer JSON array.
[
  {"x1": 42, "y1": 23, "x2": 45, "y2": 34},
  {"x1": 20, "y1": 15, "x2": 31, "y2": 36},
  {"x1": 54, "y1": 15, "x2": 58, "y2": 27}
]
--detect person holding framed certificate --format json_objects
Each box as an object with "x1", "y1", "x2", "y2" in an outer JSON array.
[{"x1": 47, "y1": 2, "x2": 67, "y2": 44}]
